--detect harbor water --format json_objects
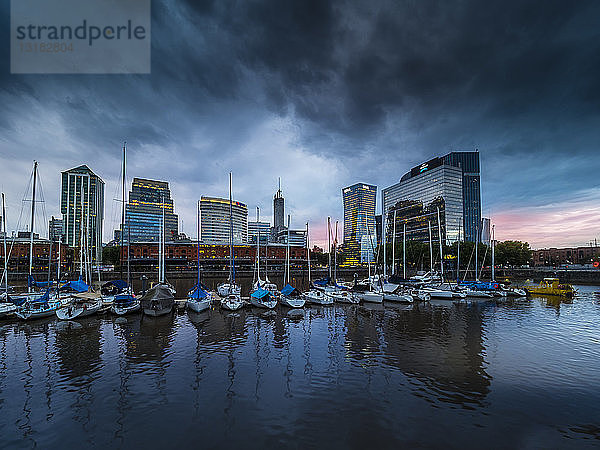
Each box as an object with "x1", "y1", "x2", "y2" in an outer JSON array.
[{"x1": 1, "y1": 285, "x2": 599, "y2": 448}]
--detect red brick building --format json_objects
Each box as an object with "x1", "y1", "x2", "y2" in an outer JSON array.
[{"x1": 532, "y1": 246, "x2": 600, "y2": 267}]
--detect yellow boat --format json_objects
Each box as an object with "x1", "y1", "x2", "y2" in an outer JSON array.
[{"x1": 526, "y1": 278, "x2": 575, "y2": 298}]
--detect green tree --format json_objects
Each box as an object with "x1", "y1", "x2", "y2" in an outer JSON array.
[
  {"x1": 494, "y1": 241, "x2": 532, "y2": 267},
  {"x1": 102, "y1": 246, "x2": 121, "y2": 267}
]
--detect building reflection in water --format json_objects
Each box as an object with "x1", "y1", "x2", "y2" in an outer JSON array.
[{"x1": 344, "y1": 303, "x2": 492, "y2": 408}]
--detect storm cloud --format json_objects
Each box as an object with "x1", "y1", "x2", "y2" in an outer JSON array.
[{"x1": 0, "y1": 0, "x2": 599, "y2": 248}]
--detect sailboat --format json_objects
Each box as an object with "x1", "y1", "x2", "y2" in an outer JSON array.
[
  {"x1": 249, "y1": 211, "x2": 277, "y2": 310},
  {"x1": 0, "y1": 193, "x2": 19, "y2": 318},
  {"x1": 279, "y1": 214, "x2": 305, "y2": 308},
  {"x1": 187, "y1": 200, "x2": 212, "y2": 313},
  {"x1": 250, "y1": 206, "x2": 279, "y2": 299},
  {"x1": 383, "y1": 219, "x2": 413, "y2": 303},
  {"x1": 15, "y1": 162, "x2": 63, "y2": 320},
  {"x1": 324, "y1": 219, "x2": 359, "y2": 304},
  {"x1": 219, "y1": 173, "x2": 244, "y2": 311},
  {"x1": 141, "y1": 192, "x2": 174, "y2": 316},
  {"x1": 353, "y1": 219, "x2": 383, "y2": 303},
  {"x1": 302, "y1": 221, "x2": 333, "y2": 305}
]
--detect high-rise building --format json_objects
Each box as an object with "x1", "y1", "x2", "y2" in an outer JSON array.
[
  {"x1": 49, "y1": 216, "x2": 63, "y2": 242},
  {"x1": 122, "y1": 178, "x2": 179, "y2": 243},
  {"x1": 276, "y1": 228, "x2": 307, "y2": 247},
  {"x1": 383, "y1": 161, "x2": 462, "y2": 244},
  {"x1": 248, "y1": 221, "x2": 271, "y2": 245},
  {"x1": 200, "y1": 196, "x2": 248, "y2": 244},
  {"x1": 342, "y1": 183, "x2": 377, "y2": 265},
  {"x1": 60, "y1": 165, "x2": 105, "y2": 258},
  {"x1": 441, "y1": 151, "x2": 481, "y2": 242},
  {"x1": 271, "y1": 180, "x2": 285, "y2": 242}
]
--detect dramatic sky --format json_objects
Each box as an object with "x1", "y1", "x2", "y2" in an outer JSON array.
[{"x1": 1, "y1": 0, "x2": 599, "y2": 249}]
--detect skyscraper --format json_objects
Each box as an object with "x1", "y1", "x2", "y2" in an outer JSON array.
[
  {"x1": 200, "y1": 196, "x2": 248, "y2": 244},
  {"x1": 123, "y1": 178, "x2": 179, "y2": 243},
  {"x1": 248, "y1": 220, "x2": 271, "y2": 245},
  {"x1": 441, "y1": 151, "x2": 481, "y2": 242},
  {"x1": 342, "y1": 183, "x2": 377, "y2": 265},
  {"x1": 48, "y1": 216, "x2": 63, "y2": 242},
  {"x1": 60, "y1": 165, "x2": 105, "y2": 258},
  {"x1": 383, "y1": 161, "x2": 463, "y2": 244},
  {"x1": 271, "y1": 179, "x2": 285, "y2": 242}
]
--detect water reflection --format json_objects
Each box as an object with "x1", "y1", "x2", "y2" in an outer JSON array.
[{"x1": 0, "y1": 288, "x2": 598, "y2": 448}]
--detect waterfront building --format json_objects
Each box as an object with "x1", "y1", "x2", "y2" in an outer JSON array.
[
  {"x1": 248, "y1": 221, "x2": 271, "y2": 245},
  {"x1": 0, "y1": 236, "x2": 70, "y2": 273},
  {"x1": 200, "y1": 196, "x2": 248, "y2": 244},
  {"x1": 49, "y1": 216, "x2": 64, "y2": 243},
  {"x1": 342, "y1": 183, "x2": 377, "y2": 265},
  {"x1": 480, "y1": 217, "x2": 491, "y2": 243},
  {"x1": 442, "y1": 151, "x2": 482, "y2": 243},
  {"x1": 532, "y1": 245, "x2": 600, "y2": 267},
  {"x1": 383, "y1": 160, "x2": 463, "y2": 244},
  {"x1": 375, "y1": 214, "x2": 382, "y2": 245},
  {"x1": 122, "y1": 178, "x2": 179, "y2": 243},
  {"x1": 276, "y1": 228, "x2": 307, "y2": 247},
  {"x1": 60, "y1": 165, "x2": 105, "y2": 258}
]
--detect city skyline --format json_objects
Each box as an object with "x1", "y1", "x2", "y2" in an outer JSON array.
[{"x1": 1, "y1": 1, "x2": 599, "y2": 249}]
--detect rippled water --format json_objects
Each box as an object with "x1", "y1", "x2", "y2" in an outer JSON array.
[{"x1": 1, "y1": 286, "x2": 600, "y2": 449}]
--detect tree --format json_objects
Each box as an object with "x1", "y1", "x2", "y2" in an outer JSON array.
[
  {"x1": 102, "y1": 246, "x2": 121, "y2": 267},
  {"x1": 494, "y1": 240, "x2": 532, "y2": 267}
]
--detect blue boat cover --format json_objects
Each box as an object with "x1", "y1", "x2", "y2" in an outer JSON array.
[
  {"x1": 459, "y1": 280, "x2": 499, "y2": 291},
  {"x1": 114, "y1": 294, "x2": 135, "y2": 305},
  {"x1": 104, "y1": 280, "x2": 128, "y2": 290},
  {"x1": 28, "y1": 276, "x2": 54, "y2": 288},
  {"x1": 280, "y1": 284, "x2": 297, "y2": 296},
  {"x1": 188, "y1": 284, "x2": 208, "y2": 299},
  {"x1": 60, "y1": 278, "x2": 89, "y2": 293},
  {"x1": 251, "y1": 288, "x2": 270, "y2": 299},
  {"x1": 312, "y1": 277, "x2": 330, "y2": 287},
  {"x1": 31, "y1": 289, "x2": 51, "y2": 304}
]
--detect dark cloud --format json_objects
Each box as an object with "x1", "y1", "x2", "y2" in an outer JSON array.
[{"x1": 1, "y1": 0, "x2": 599, "y2": 246}]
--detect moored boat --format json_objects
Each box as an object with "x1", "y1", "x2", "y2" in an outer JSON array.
[
  {"x1": 249, "y1": 287, "x2": 277, "y2": 309},
  {"x1": 56, "y1": 292, "x2": 102, "y2": 320},
  {"x1": 111, "y1": 293, "x2": 140, "y2": 315},
  {"x1": 140, "y1": 284, "x2": 174, "y2": 316},
  {"x1": 280, "y1": 284, "x2": 305, "y2": 308},
  {"x1": 526, "y1": 278, "x2": 575, "y2": 298},
  {"x1": 187, "y1": 284, "x2": 212, "y2": 313}
]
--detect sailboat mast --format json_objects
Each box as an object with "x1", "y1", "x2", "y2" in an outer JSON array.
[
  {"x1": 327, "y1": 217, "x2": 331, "y2": 280},
  {"x1": 437, "y1": 207, "x2": 443, "y2": 278},
  {"x1": 127, "y1": 222, "x2": 131, "y2": 286},
  {"x1": 197, "y1": 200, "x2": 201, "y2": 288},
  {"x1": 475, "y1": 223, "x2": 479, "y2": 282},
  {"x1": 334, "y1": 220, "x2": 338, "y2": 283},
  {"x1": 306, "y1": 222, "x2": 311, "y2": 284},
  {"x1": 57, "y1": 233, "x2": 61, "y2": 284},
  {"x1": 2, "y1": 193, "x2": 7, "y2": 294},
  {"x1": 392, "y1": 210, "x2": 396, "y2": 275},
  {"x1": 403, "y1": 221, "x2": 406, "y2": 279},
  {"x1": 120, "y1": 143, "x2": 125, "y2": 281},
  {"x1": 229, "y1": 173, "x2": 234, "y2": 285},
  {"x1": 457, "y1": 225, "x2": 461, "y2": 283},
  {"x1": 256, "y1": 207, "x2": 260, "y2": 283},
  {"x1": 428, "y1": 220, "x2": 433, "y2": 273},
  {"x1": 29, "y1": 161, "x2": 38, "y2": 293},
  {"x1": 491, "y1": 224, "x2": 495, "y2": 282},
  {"x1": 161, "y1": 194, "x2": 166, "y2": 283}
]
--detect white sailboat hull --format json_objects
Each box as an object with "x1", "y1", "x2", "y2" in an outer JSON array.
[
  {"x1": 249, "y1": 298, "x2": 277, "y2": 309},
  {"x1": 0, "y1": 303, "x2": 17, "y2": 318},
  {"x1": 383, "y1": 292, "x2": 414, "y2": 303},
  {"x1": 218, "y1": 284, "x2": 241, "y2": 297},
  {"x1": 303, "y1": 290, "x2": 334, "y2": 305},
  {"x1": 280, "y1": 295, "x2": 305, "y2": 308},
  {"x1": 356, "y1": 291, "x2": 384, "y2": 303},
  {"x1": 220, "y1": 295, "x2": 244, "y2": 311},
  {"x1": 15, "y1": 301, "x2": 61, "y2": 320},
  {"x1": 186, "y1": 298, "x2": 210, "y2": 313},
  {"x1": 111, "y1": 301, "x2": 141, "y2": 315},
  {"x1": 56, "y1": 300, "x2": 102, "y2": 320}
]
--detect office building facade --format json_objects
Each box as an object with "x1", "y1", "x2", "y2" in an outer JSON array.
[
  {"x1": 480, "y1": 217, "x2": 491, "y2": 243},
  {"x1": 248, "y1": 221, "x2": 271, "y2": 245},
  {"x1": 383, "y1": 163, "x2": 462, "y2": 244},
  {"x1": 49, "y1": 216, "x2": 63, "y2": 242},
  {"x1": 200, "y1": 196, "x2": 248, "y2": 244},
  {"x1": 441, "y1": 151, "x2": 481, "y2": 242},
  {"x1": 275, "y1": 229, "x2": 307, "y2": 247},
  {"x1": 60, "y1": 165, "x2": 105, "y2": 258},
  {"x1": 342, "y1": 183, "x2": 377, "y2": 265},
  {"x1": 122, "y1": 178, "x2": 178, "y2": 243}
]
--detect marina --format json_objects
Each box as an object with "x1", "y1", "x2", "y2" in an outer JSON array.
[{"x1": 0, "y1": 285, "x2": 598, "y2": 448}]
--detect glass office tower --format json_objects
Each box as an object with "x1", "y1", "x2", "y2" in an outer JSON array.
[
  {"x1": 342, "y1": 183, "x2": 377, "y2": 265},
  {"x1": 442, "y1": 151, "x2": 481, "y2": 242},
  {"x1": 200, "y1": 196, "x2": 248, "y2": 244},
  {"x1": 60, "y1": 165, "x2": 105, "y2": 258},
  {"x1": 383, "y1": 162, "x2": 463, "y2": 244},
  {"x1": 123, "y1": 178, "x2": 179, "y2": 243}
]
